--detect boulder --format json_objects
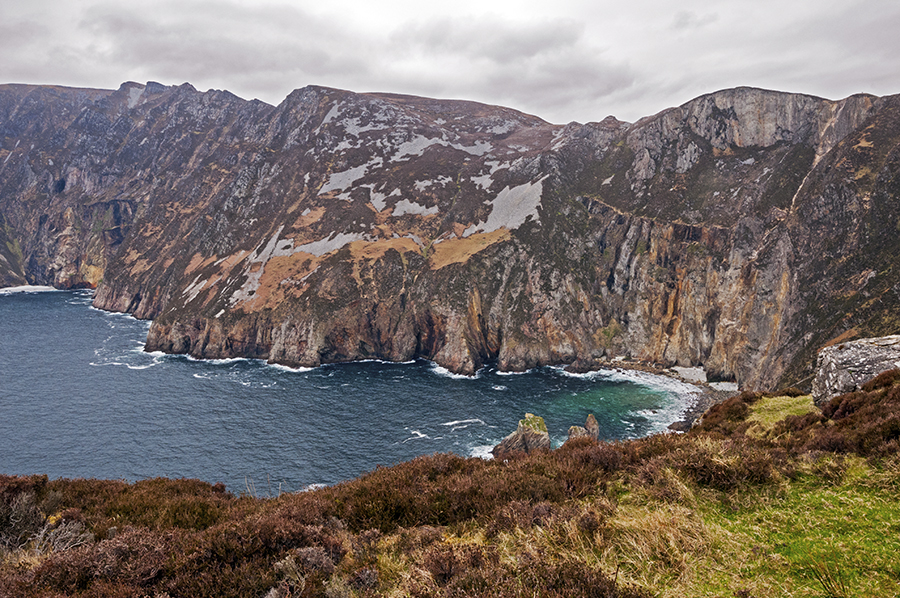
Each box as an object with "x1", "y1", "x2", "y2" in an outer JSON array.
[
  {"x1": 566, "y1": 414, "x2": 600, "y2": 443},
  {"x1": 492, "y1": 413, "x2": 551, "y2": 458},
  {"x1": 567, "y1": 426, "x2": 590, "y2": 441},
  {"x1": 811, "y1": 335, "x2": 900, "y2": 406}
]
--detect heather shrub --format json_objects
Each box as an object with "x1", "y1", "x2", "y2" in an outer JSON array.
[
  {"x1": 0, "y1": 492, "x2": 45, "y2": 551},
  {"x1": 692, "y1": 391, "x2": 762, "y2": 436}
]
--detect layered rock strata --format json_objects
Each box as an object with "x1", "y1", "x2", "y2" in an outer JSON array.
[
  {"x1": 2, "y1": 82, "x2": 900, "y2": 388},
  {"x1": 492, "y1": 414, "x2": 551, "y2": 458},
  {"x1": 811, "y1": 335, "x2": 900, "y2": 405}
]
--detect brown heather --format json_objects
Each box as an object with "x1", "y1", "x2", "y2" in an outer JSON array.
[{"x1": 2, "y1": 371, "x2": 899, "y2": 597}]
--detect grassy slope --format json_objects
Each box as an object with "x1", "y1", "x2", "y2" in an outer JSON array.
[{"x1": 2, "y1": 372, "x2": 900, "y2": 598}]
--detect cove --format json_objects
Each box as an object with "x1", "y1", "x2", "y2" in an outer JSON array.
[{"x1": 0, "y1": 290, "x2": 701, "y2": 492}]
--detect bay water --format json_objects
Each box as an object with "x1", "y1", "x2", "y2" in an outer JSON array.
[{"x1": 0, "y1": 289, "x2": 700, "y2": 493}]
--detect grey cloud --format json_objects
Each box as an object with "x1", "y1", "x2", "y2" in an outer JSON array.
[
  {"x1": 385, "y1": 15, "x2": 635, "y2": 121},
  {"x1": 671, "y1": 10, "x2": 718, "y2": 31}
]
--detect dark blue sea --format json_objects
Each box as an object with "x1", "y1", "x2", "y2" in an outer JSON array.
[{"x1": 0, "y1": 289, "x2": 700, "y2": 493}]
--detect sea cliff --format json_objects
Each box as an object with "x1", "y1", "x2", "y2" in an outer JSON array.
[{"x1": 2, "y1": 82, "x2": 899, "y2": 388}]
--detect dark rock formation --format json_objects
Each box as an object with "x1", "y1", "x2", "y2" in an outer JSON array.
[
  {"x1": 566, "y1": 414, "x2": 600, "y2": 442},
  {"x1": 2, "y1": 82, "x2": 900, "y2": 387},
  {"x1": 492, "y1": 413, "x2": 551, "y2": 458},
  {"x1": 811, "y1": 335, "x2": 900, "y2": 405}
]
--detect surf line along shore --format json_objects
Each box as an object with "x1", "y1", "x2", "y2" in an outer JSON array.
[{"x1": 558, "y1": 359, "x2": 739, "y2": 434}]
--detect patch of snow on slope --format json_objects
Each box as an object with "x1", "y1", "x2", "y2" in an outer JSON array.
[
  {"x1": 320, "y1": 102, "x2": 343, "y2": 126},
  {"x1": 292, "y1": 232, "x2": 369, "y2": 256},
  {"x1": 393, "y1": 199, "x2": 439, "y2": 217},
  {"x1": 318, "y1": 158, "x2": 382, "y2": 196},
  {"x1": 367, "y1": 187, "x2": 400, "y2": 211},
  {"x1": 471, "y1": 160, "x2": 508, "y2": 190},
  {"x1": 463, "y1": 176, "x2": 547, "y2": 237},
  {"x1": 391, "y1": 135, "x2": 493, "y2": 161},
  {"x1": 127, "y1": 86, "x2": 143, "y2": 109},
  {"x1": 230, "y1": 226, "x2": 288, "y2": 305}
]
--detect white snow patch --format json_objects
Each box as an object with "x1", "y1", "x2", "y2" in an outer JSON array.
[
  {"x1": 292, "y1": 232, "x2": 368, "y2": 256},
  {"x1": 489, "y1": 121, "x2": 516, "y2": 135},
  {"x1": 602, "y1": 175, "x2": 615, "y2": 185},
  {"x1": 127, "y1": 86, "x2": 143, "y2": 108},
  {"x1": 414, "y1": 180, "x2": 433, "y2": 191},
  {"x1": 463, "y1": 177, "x2": 547, "y2": 237},
  {"x1": 317, "y1": 158, "x2": 382, "y2": 196},
  {"x1": 741, "y1": 157, "x2": 756, "y2": 166},
  {"x1": 341, "y1": 116, "x2": 387, "y2": 136},
  {"x1": 392, "y1": 199, "x2": 438, "y2": 217},
  {"x1": 182, "y1": 275, "x2": 209, "y2": 303},
  {"x1": 391, "y1": 135, "x2": 492, "y2": 161},
  {"x1": 471, "y1": 160, "x2": 507, "y2": 190},
  {"x1": 320, "y1": 102, "x2": 343, "y2": 126},
  {"x1": 48, "y1": 159, "x2": 53, "y2": 166}
]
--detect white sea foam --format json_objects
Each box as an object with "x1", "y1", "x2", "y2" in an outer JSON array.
[
  {"x1": 553, "y1": 366, "x2": 703, "y2": 434},
  {"x1": 470, "y1": 445, "x2": 495, "y2": 460},
  {"x1": 496, "y1": 368, "x2": 533, "y2": 376},
  {"x1": 429, "y1": 362, "x2": 482, "y2": 379},
  {"x1": 185, "y1": 355, "x2": 249, "y2": 365},
  {"x1": 0, "y1": 285, "x2": 58, "y2": 295},
  {"x1": 402, "y1": 430, "x2": 430, "y2": 443},
  {"x1": 441, "y1": 418, "x2": 486, "y2": 427},
  {"x1": 269, "y1": 363, "x2": 316, "y2": 373},
  {"x1": 492, "y1": 385, "x2": 508, "y2": 391}
]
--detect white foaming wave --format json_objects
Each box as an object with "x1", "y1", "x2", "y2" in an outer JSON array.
[
  {"x1": 441, "y1": 418, "x2": 488, "y2": 427},
  {"x1": 301, "y1": 483, "x2": 329, "y2": 492},
  {"x1": 185, "y1": 355, "x2": 249, "y2": 365},
  {"x1": 552, "y1": 366, "x2": 702, "y2": 435},
  {"x1": 402, "y1": 430, "x2": 430, "y2": 443},
  {"x1": 429, "y1": 362, "x2": 482, "y2": 380},
  {"x1": 89, "y1": 360, "x2": 158, "y2": 370},
  {"x1": 469, "y1": 445, "x2": 495, "y2": 460},
  {"x1": 268, "y1": 363, "x2": 316, "y2": 373},
  {"x1": 492, "y1": 385, "x2": 508, "y2": 391},
  {"x1": 496, "y1": 368, "x2": 533, "y2": 376},
  {"x1": 0, "y1": 285, "x2": 57, "y2": 295}
]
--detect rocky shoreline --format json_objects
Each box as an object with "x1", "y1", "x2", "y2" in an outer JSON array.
[{"x1": 563, "y1": 358, "x2": 741, "y2": 432}]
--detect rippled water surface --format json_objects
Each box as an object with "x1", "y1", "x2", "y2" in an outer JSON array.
[{"x1": 0, "y1": 290, "x2": 700, "y2": 492}]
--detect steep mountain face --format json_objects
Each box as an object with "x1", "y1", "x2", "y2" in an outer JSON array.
[{"x1": 2, "y1": 81, "x2": 899, "y2": 388}]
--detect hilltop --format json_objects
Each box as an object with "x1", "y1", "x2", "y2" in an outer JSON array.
[{"x1": 2, "y1": 83, "x2": 899, "y2": 388}]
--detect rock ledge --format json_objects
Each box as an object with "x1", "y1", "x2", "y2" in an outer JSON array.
[{"x1": 812, "y1": 335, "x2": 900, "y2": 406}]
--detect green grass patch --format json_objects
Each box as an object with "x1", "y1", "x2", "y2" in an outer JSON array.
[
  {"x1": 700, "y1": 462, "x2": 900, "y2": 597},
  {"x1": 747, "y1": 394, "x2": 817, "y2": 431}
]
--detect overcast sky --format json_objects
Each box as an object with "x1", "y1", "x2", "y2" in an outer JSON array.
[{"x1": 2, "y1": 0, "x2": 898, "y2": 124}]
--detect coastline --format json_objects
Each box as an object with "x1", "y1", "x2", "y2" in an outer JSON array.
[{"x1": 562, "y1": 358, "x2": 740, "y2": 432}]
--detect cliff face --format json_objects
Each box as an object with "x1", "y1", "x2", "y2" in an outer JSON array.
[{"x1": 2, "y1": 82, "x2": 899, "y2": 388}]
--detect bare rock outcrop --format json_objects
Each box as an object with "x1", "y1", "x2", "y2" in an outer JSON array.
[
  {"x1": 491, "y1": 414, "x2": 551, "y2": 458},
  {"x1": 811, "y1": 336, "x2": 900, "y2": 406},
  {"x1": 566, "y1": 414, "x2": 600, "y2": 443}
]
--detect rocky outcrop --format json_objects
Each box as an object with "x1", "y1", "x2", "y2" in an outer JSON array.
[
  {"x1": 566, "y1": 414, "x2": 600, "y2": 443},
  {"x1": 491, "y1": 414, "x2": 551, "y2": 458},
  {"x1": 811, "y1": 336, "x2": 900, "y2": 405},
  {"x1": 2, "y1": 82, "x2": 900, "y2": 388}
]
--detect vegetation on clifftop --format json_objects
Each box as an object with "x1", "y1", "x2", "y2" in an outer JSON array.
[{"x1": 2, "y1": 370, "x2": 900, "y2": 597}]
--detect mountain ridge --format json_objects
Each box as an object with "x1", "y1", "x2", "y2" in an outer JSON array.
[{"x1": 2, "y1": 81, "x2": 898, "y2": 388}]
